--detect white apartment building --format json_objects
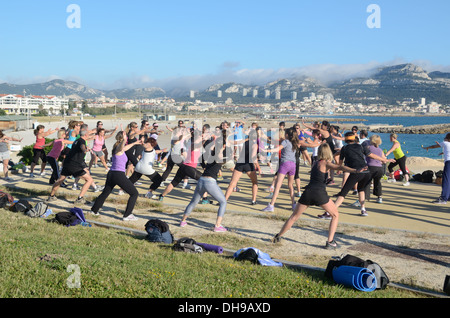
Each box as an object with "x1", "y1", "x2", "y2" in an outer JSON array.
[{"x1": 0, "y1": 94, "x2": 69, "y2": 115}]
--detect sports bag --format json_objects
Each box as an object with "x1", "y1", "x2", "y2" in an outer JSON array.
[
  {"x1": 10, "y1": 199, "x2": 32, "y2": 213},
  {"x1": 421, "y1": 170, "x2": 434, "y2": 183},
  {"x1": 145, "y1": 219, "x2": 173, "y2": 244},
  {"x1": 54, "y1": 212, "x2": 79, "y2": 226},
  {"x1": 234, "y1": 247, "x2": 283, "y2": 267},
  {"x1": 26, "y1": 201, "x2": 49, "y2": 218},
  {"x1": 172, "y1": 237, "x2": 203, "y2": 253},
  {"x1": 325, "y1": 254, "x2": 389, "y2": 290},
  {"x1": 0, "y1": 191, "x2": 14, "y2": 208}
]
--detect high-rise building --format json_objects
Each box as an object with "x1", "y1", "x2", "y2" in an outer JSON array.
[
  {"x1": 217, "y1": 90, "x2": 222, "y2": 98},
  {"x1": 189, "y1": 90, "x2": 195, "y2": 98},
  {"x1": 264, "y1": 90, "x2": 270, "y2": 98},
  {"x1": 291, "y1": 92, "x2": 297, "y2": 100},
  {"x1": 242, "y1": 88, "x2": 248, "y2": 97},
  {"x1": 252, "y1": 89, "x2": 258, "y2": 98}
]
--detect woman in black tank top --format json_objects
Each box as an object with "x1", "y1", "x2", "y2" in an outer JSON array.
[{"x1": 272, "y1": 143, "x2": 366, "y2": 250}]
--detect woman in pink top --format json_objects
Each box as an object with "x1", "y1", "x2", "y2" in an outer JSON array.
[
  {"x1": 30, "y1": 124, "x2": 59, "y2": 177},
  {"x1": 45, "y1": 129, "x2": 73, "y2": 184},
  {"x1": 88, "y1": 127, "x2": 117, "y2": 171}
]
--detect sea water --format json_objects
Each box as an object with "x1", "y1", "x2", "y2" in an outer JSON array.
[{"x1": 303, "y1": 115, "x2": 450, "y2": 159}]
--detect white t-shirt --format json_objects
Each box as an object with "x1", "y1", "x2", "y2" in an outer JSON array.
[
  {"x1": 439, "y1": 140, "x2": 450, "y2": 162},
  {"x1": 135, "y1": 149, "x2": 156, "y2": 175}
]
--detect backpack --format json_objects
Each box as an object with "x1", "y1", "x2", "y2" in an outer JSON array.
[
  {"x1": 144, "y1": 219, "x2": 173, "y2": 244},
  {"x1": 26, "y1": 202, "x2": 49, "y2": 218},
  {"x1": 0, "y1": 191, "x2": 14, "y2": 209},
  {"x1": 325, "y1": 254, "x2": 390, "y2": 290},
  {"x1": 172, "y1": 237, "x2": 203, "y2": 253},
  {"x1": 54, "y1": 212, "x2": 79, "y2": 226},
  {"x1": 10, "y1": 199, "x2": 32, "y2": 213},
  {"x1": 421, "y1": 170, "x2": 434, "y2": 183}
]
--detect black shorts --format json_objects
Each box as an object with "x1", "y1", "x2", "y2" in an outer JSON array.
[
  {"x1": 298, "y1": 187, "x2": 330, "y2": 206},
  {"x1": 32, "y1": 148, "x2": 47, "y2": 164},
  {"x1": 60, "y1": 165, "x2": 87, "y2": 178},
  {"x1": 234, "y1": 163, "x2": 255, "y2": 173}
]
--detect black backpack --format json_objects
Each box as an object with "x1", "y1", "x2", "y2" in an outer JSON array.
[
  {"x1": 10, "y1": 199, "x2": 33, "y2": 213},
  {"x1": 234, "y1": 248, "x2": 259, "y2": 264},
  {"x1": 145, "y1": 219, "x2": 174, "y2": 244},
  {"x1": 325, "y1": 254, "x2": 390, "y2": 290},
  {"x1": 421, "y1": 170, "x2": 434, "y2": 183},
  {"x1": 172, "y1": 237, "x2": 203, "y2": 253},
  {"x1": 54, "y1": 212, "x2": 78, "y2": 226}
]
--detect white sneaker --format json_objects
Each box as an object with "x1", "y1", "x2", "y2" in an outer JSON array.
[
  {"x1": 403, "y1": 182, "x2": 410, "y2": 186},
  {"x1": 123, "y1": 214, "x2": 138, "y2": 221},
  {"x1": 118, "y1": 190, "x2": 124, "y2": 195},
  {"x1": 145, "y1": 192, "x2": 157, "y2": 199},
  {"x1": 387, "y1": 178, "x2": 396, "y2": 183},
  {"x1": 39, "y1": 172, "x2": 46, "y2": 176}
]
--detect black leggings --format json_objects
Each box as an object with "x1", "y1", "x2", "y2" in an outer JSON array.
[
  {"x1": 47, "y1": 156, "x2": 59, "y2": 184},
  {"x1": 388, "y1": 155, "x2": 408, "y2": 176},
  {"x1": 91, "y1": 170, "x2": 138, "y2": 218},
  {"x1": 337, "y1": 172, "x2": 372, "y2": 198},
  {"x1": 161, "y1": 153, "x2": 184, "y2": 181},
  {"x1": 171, "y1": 165, "x2": 202, "y2": 187},
  {"x1": 128, "y1": 171, "x2": 163, "y2": 191},
  {"x1": 364, "y1": 165, "x2": 384, "y2": 200}
]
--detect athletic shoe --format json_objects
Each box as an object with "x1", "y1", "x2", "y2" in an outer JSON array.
[
  {"x1": 432, "y1": 198, "x2": 447, "y2": 204},
  {"x1": 387, "y1": 178, "x2": 396, "y2": 183},
  {"x1": 134, "y1": 181, "x2": 142, "y2": 185},
  {"x1": 318, "y1": 212, "x2": 331, "y2": 220},
  {"x1": 123, "y1": 214, "x2": 138, "y2": 221},
  {"x1": 214, "y1": 225, "x2": 227, "y2": 232},
  {"x1": 262, "y1": 204, "x2": 274, "y2": 212},
  {"x1": 233, "y1": 186, "x2": 241, "y2": 192},
  {"x1": 351, "y1": 200, "x2": 361, "y2": 207},
  {"x1": 39, "y1": 172, "x2": 46, "y2": 177},
  {"x1": 297, "y1": 192, "x2": 302, "y2": 197},
  {"x1": 46, "y1": 196, "x2": 57, "y2": 202},
  {"x1": 158, "y1": 194, "x2": 164, "y2": 201},
  {"x1": 72, "y1": 184, "x2": 80, "y2": 191},
  {"x1": 29, "y1": 173, "x2": 36, "y2": 178},
  {"x1": 217, "y1": 176, "x2": 224, "y2": 181},
  {"x1": 182, "y1": 184, "x2": 192, "y2": 190},
  {"x1": 90, "y1": 211, "x2": 100, "y2": 216},
  {"x1": 180, "y1": 221, "x2": 187, "y2": 227},
  {"x1": 94, "y1": 185, "x2": 104, "y2": 193},
  {"x1": 265, "y1": 186, "x2": 274, "y2": 192},
  {"x1": 265, "y1": 193, "x2": 273, "y2": 199},
  {"x1": 352, "y1": 190, "x2": 358, "y2": 195},
  {"x1": 272, "y1": 233, "x2": 281, "y2": 243},
  {"x1": 292, "y1": 203, "x2": 297, "y2": 211},
  {"x1": 3, "y1": 177, "x2": 12, "y2": 181},
  {"x1": 118, "y1": 190, "x2": 124, "y2": 195},
  {"x1": 325, "y1": 240, "x2": 338, "y2": 250},
  {"x1": 201, "y1": 198, "x2": 210, "y2": 204},
  {"x1": 360, "y1": 209, "x2": 368, "y2": 217},
  {"x1": 75, "y1": 197, "x2": 91, "y2": 205},
  {"x1": 251, "y1": 201, "x2": 257, "y2": 205},
  {"x1": 376, "y1": 197, "x2": 383, "y2": 204},
  {"x1": 403, "y1": 182, "x2": 410, "y2": 186},
  {"x1": 145, "y1": 192, "x2": 157, "y2": 199}
]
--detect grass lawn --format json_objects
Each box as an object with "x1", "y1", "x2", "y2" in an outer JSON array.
[{"x1": 0, "y1": 209, "x2": 424, "y2": 299}]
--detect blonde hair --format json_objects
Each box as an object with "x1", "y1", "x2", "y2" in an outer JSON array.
[
  {"x1": 318, "y1": 143, "x2": 333, "y2": 161},
  {"x1": 370, "y1": 134, "x2": 382, "y2": 147},
  {"x1": 390, "y1": 133, "x2": 398, "y2": 140},
  {"x1": 57, "y1": 128, "x2": 66, "y2": 139}
]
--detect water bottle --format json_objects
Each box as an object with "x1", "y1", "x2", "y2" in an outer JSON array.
[{"x1": 81, "y1": 222, "x2": 92, "y2": 227}]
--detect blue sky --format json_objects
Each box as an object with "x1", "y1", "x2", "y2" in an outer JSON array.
[{"x1": 0, "y1": 0, "x2": 449, "y2": 90}]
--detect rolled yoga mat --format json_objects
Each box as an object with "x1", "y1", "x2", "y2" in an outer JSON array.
[
  {"x1": 332, "y1": 266, "x2": 377, "y2": 292},
  {"x1": 197, "y1": 242, "x2": 224, "y2": 254}
]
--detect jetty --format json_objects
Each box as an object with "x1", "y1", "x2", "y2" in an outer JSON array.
[{"x1": 367, "y1": 123, "x2": 450, "y2": 134}]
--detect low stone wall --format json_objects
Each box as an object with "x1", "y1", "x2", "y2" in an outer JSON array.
[{"x1": 368, "y1": 124, "x2": 450, "y2": 134}]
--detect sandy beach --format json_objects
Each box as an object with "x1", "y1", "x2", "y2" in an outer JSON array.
[{"x1": 1, "y1": 116, "x2": 449, "y2": 295}]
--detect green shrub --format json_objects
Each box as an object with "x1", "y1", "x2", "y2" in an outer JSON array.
[{"x1": 17, "y1": 138, "x2": 54, "y2": 165}]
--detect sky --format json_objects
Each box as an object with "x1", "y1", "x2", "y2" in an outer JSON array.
[{"x1": 0, "y1": 0, "x2": 449, "y2": 91}]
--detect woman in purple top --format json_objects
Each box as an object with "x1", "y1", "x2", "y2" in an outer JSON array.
[
  {"x1": 91, "y1": 130, "x2": 142, "y2": 221},
  {"x1": 364, "y1": 134, "x2": 386, "y2": 204}
]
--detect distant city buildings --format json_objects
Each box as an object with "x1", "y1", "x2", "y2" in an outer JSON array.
[{"x1": 0, "y1": 94, "x2": 69, "y2": 115}]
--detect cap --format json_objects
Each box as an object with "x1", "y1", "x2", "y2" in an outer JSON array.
[{"x1": 150, "y1": 134, "x2": 158, "y2": 140}]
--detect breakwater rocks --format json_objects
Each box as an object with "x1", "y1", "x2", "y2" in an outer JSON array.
[{"x1": 368, "y1": 123, "x2": 450, "y2": 134}]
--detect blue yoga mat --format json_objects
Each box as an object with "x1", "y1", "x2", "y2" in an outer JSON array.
[{"x1": 332, "y1": 266, "x2": 377, "y2": 292}]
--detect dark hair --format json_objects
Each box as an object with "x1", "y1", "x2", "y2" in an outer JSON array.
[{"x1": 360, "y1": 129, "x2": 368, "y2": 138}]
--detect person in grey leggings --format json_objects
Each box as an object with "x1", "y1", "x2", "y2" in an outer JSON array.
[{"x1": 180, "y1": 135, "x2": 230, "y2": 232}]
